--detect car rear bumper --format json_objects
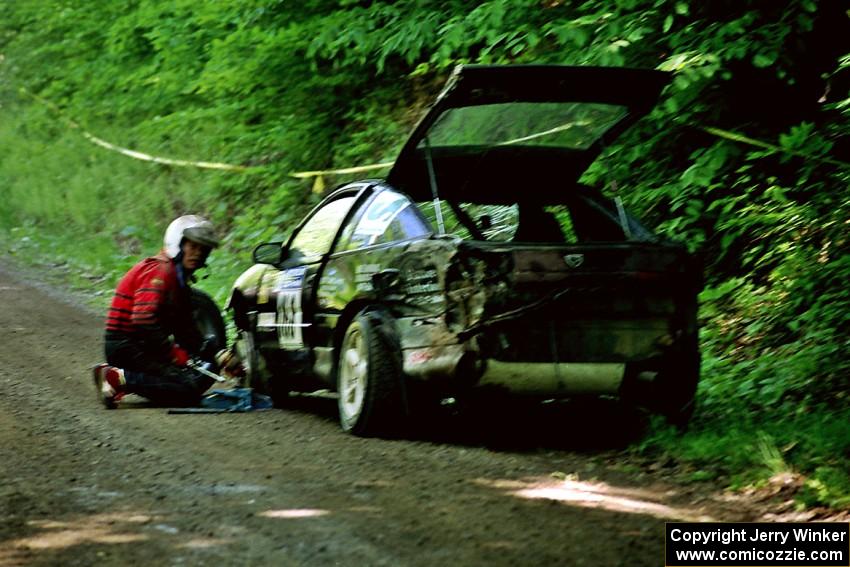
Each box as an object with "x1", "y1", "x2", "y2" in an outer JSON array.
[
  {"x1": 402, "y1": 344, "x2": 624, "y2": 395},
  {"x1": 478, "y1": 361, "x2": 624, "y2": 394}
]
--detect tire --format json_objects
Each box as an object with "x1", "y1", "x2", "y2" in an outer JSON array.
[
  {"x1": 190, "y1": 289, "x2": 226, "y2": 354},
  {"x1": 236, "y1": 324, "x2": 290, "y2": 407},
  {"x1": 337, "y1": 310, "x2": 405, "y2": 436},
  {"x1": 660, "y1": 344, "x2": 700, "y2": 429},
  {"x1": 236, "y1": 327, "x2": 262, "y2": 388}
]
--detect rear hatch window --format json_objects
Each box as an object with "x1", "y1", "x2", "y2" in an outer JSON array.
[{"x1": 422, "y1": 102, "x2": 627, "y2": 150}]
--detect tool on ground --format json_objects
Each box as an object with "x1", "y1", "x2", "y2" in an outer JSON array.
[{"x1": 167, "y1": 387, "x2": 273, "y2": 414}]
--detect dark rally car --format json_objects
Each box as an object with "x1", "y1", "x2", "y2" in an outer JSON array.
[{"x1": 227, "y1": 65, "x2": 701, "y2": 436}]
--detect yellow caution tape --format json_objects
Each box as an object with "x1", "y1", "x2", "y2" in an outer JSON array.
[
  {"x1": 20, "y1": 88, "x2": 252, "y2": 172},
  {"x1": 21, "y1": 87, "x2": 395, "y2": 189},
  {"x1": 291, "y1": 162, "x2": 394, "y2": 194},
  {"x1": 23, "y1": 88, "x2": 848, "y2": 187},
  {"x1": 290, "y1": 162, "x2": 394, "y2": 178},
  {"x1": 702, "y1": 126, "x2": 850, "y2": 169},
  {"x1": 80, "y1": 132, "x2": 251, "y2": 171}
]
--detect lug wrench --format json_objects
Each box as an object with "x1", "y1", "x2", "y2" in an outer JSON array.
[{"x1": 187, "y1": 359, "x2": 227, "y2": 382}]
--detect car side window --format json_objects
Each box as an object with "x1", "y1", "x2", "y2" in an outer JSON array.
[
  {"x1": 343, "y1": 191, "x2": 430, "y2": 250},
  {"x1": 290, "y1": 196, "x2": 357, "y2": 259},
  {"x1": 422, "y1": 202, "x2": 577, "y2": 243},
  {"x1": 469, "y1": 204, "x2": 519, "y2": 241}
]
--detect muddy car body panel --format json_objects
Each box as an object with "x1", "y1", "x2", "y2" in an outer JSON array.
[{"x1": 229, "y1": 65, "x2": 701, "y2": 435}]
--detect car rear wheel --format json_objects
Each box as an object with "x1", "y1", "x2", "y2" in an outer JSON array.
[
  {"x1": 337, "y1": 310, "x2": 405, "y2": 436},
  {"x1": 661, "y1": 357, "x2": 700, "y2": 429},
  {"x1": 653, "y1": 339, "x2": 700, "y2": 429}
]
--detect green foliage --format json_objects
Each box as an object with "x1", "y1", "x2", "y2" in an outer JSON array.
[
  {"x1": 1, "y1": 0, "x2": 849, "y2": 505},
  {"x1": 799, "y1": 467, "x2": 850, "y2": 509},
  {"x1": 638, "y1": 409, "x2": 850, "y2": 508}
]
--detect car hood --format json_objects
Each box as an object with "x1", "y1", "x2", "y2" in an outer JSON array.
[{"x1": 386, "y1": 65, "x2": 669, "y2": 205}]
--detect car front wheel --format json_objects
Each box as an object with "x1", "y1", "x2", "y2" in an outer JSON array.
[
  {"x1": 337, "y1": 310, "x2": 405, "y2": 436},
  {"x1": 235, "y1": 322, "x2": 289, "y2": 407}
]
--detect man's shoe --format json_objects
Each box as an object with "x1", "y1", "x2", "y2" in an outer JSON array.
[{"x1": 93, "y1": 363, "x2": 126, "y2": 409}]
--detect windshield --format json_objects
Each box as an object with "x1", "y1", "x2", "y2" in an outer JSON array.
[{"x1": 419, "y1": 102, "x2": 627, "y2": 150}]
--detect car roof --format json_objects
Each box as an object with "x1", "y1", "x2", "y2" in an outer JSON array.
[{"x1": 386, "y1": 65, "x2": 669, "y2": 205}]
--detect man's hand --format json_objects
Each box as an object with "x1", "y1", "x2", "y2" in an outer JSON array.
[{"x1": 170, "y1": 344, "x2": 190, "y2": 366}]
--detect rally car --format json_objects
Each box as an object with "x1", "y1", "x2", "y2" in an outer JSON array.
[{"x1": 227, "y1": 65, "x2": 701, "y2": 436}]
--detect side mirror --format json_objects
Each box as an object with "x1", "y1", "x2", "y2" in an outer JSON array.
[{"x1": 252, "y1": 242, "x2": 284, "y2": 265}]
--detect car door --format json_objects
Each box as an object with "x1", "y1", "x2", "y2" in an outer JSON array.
[
  {"x1": 267, "y1": 192, "x2": 360, "y2": 350},
  {"x1": 317, "y1": 188, "x2": 433, "y2": 311}
]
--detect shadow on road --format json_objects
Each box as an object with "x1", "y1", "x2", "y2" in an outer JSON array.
[
  {"x1": 417, "y1": 397, "x2": 650, "y2": 452},
  {"x1": 283, "y1": 393, "x2": 650, "y2": 452}
]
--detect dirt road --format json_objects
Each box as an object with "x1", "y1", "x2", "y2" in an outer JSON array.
[{"x1": 0, "y1": 263, "x2": 762, "y2": 566}]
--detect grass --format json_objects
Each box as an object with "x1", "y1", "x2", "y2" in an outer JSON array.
[
  {"x1": 1, "y1": 221, "x2": 247, "y2": 313},
  {"x1": 636, "y1": 408, "x2": 850, "y2": 509}
]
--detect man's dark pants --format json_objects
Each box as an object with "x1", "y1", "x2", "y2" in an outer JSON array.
[{"x1": 105, "y1": 338, "x2": 214, "y2": 407}]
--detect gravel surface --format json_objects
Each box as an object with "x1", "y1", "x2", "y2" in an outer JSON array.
[{"x1": 0, "y1": 263, "x2": 770, "y2": 566}]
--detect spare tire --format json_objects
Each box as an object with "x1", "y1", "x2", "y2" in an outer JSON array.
[{"x1": 190, "y1": 289, "x2": 227, "y2": 355}]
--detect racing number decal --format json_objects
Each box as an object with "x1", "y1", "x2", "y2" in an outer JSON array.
[
  {"x1": 277, "y1": 291, "x2": 302, "y2": 347},
  {"x1": 275, "y1": 268, "x2": 307, "y2": 348}
]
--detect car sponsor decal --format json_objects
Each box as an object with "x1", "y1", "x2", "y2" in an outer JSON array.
[
  {"x1": 276, "y1": 268, "x2": 307, "y2": 348},
  {"x1": 404, "y1": 267, "x2": 440, "y2": 295},
  {"x1": 257, "y1": 312, "x2": 276, "y2": 328}
]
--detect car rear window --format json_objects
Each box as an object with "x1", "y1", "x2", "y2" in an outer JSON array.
[{"x1": 420, "y1": 102, "x2": 627, "y2": 150}]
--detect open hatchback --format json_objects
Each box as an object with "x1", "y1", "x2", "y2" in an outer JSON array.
[{"x1": 228, "y1": 65, "x2": 702, "y2": 436}]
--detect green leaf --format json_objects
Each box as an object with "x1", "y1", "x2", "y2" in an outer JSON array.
[
  {"x1": 753, "y1": 53, "x2": 776, "y2": 68},
  {"x1": 572, "y1": 27, "x2": 589, "y2": 47}
]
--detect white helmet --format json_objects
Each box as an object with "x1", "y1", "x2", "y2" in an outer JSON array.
[{"x1": 163, "y1": 215, "x2": 219, "y2": 259}]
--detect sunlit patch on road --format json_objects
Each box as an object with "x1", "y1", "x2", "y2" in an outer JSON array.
[
  {"x1": 259, "y1": 508, "x2": 330, "y2": 519},
  {"x1": 475, "y1": 478, "x2": 714, "y2": 522},
  {"x1": 178, "y1": 537, "x2": 234, "y2": 549},
  {"x1": 1, "y1": 512, "x2": 153, "y2": 555}
]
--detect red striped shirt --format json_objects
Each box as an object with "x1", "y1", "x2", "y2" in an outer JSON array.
[{"x1": 105, "y1": 251, "x2": 186, "y2": 352}]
